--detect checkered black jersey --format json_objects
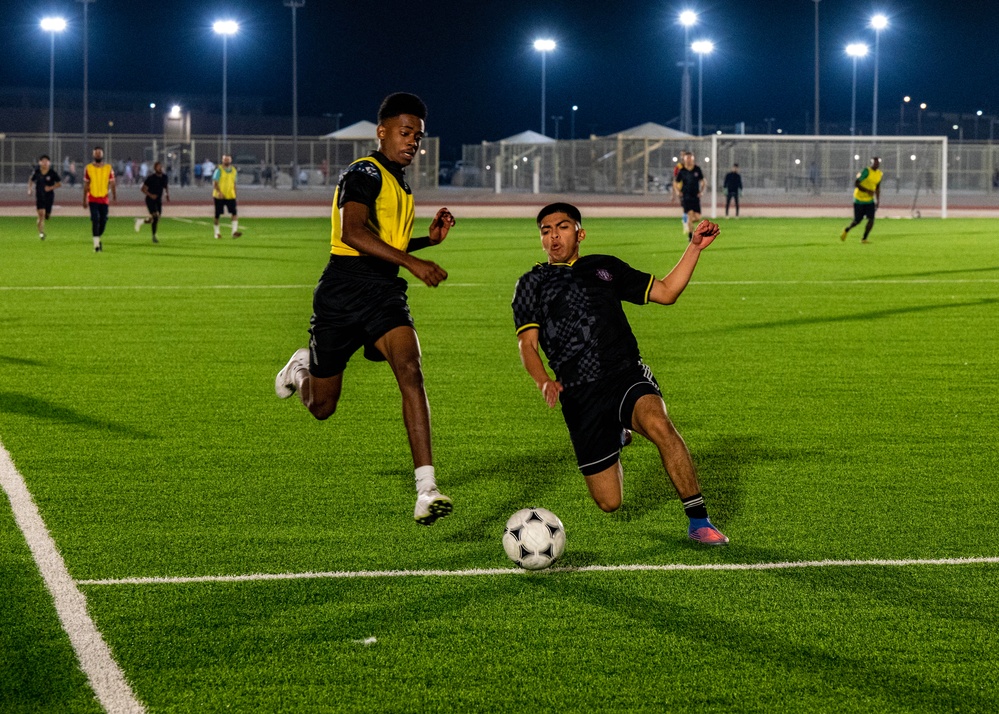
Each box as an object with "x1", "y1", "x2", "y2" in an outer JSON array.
[{"x1": 512, "y1": 254, "x2": 654, "y2": 388}]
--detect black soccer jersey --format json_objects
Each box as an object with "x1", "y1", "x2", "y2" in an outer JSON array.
[
  {"x1": 30, "y1": 169, "x2": 60, "y2": 198},
  {"x1": 142, "y1": 173, "x2": 169, "y2": 198},
  {"x1": 676, "y1": 166, "x2": 704, "y2": 198},
  {"x1": 512, "y1": 255, "x2": 654, "y2": 388}
]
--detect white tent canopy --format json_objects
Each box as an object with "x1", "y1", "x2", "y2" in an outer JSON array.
[
  {"x1": 608, "y1": 122, "x2": 693, "y2": 139},
  {"x1": 321, "y1": 120, "x2": 378, "y2": 140},
  {"x1": 498, "y1": 130, "x2": 556, "y2": 144}
]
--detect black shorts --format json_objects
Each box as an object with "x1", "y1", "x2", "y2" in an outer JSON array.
[
  {"x1": 308, "y1": 261, "x2": 415, "y2": 378},
  {"x1": 146, "y1": 196, "x2": 163, "y2": 214},
  {"x1": 559, "y1": 363, "x2": 662, "y2": 476},
  {"x1": 681, "y1": 196, "x2": 702, "y2": 215},
  {"x1": 853, "y1": 202, "x2": 877, "y2": 222},
  {"x1": 214, "y1": 198, "x2": 237, "y2": 218},
  {"x1": 36, "y1": 193, "x2": 54, "y2": 217}
]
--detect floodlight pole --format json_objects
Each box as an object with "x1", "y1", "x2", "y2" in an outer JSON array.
[
  {"x1": 47, "y1": 29, "x2": 57, "y2": 155},
  {"x1": 681, "y1": 24, "x2": 692, "y2": 135},
  {"x1": 813, "y1": 0, "x2": 820, "y2": 134},
  {"x1": 77, "y1": 0, "x2": 95, "y2": 161},
  {"x1": 221, "y1": 35, "x2": 228, "y2": 153},
  {"x1": 850, "y1": 55, "x2": 858, "y2": 137},
  {"x1": 285, "y1": 0, "x2": 305, "y2": 189}
]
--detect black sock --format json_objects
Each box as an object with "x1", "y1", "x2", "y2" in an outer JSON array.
[{"x1": 681, "y1": 493, "x2": 708, "y2": 520}]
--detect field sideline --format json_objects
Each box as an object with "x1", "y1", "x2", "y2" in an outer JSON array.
[{"x1": 2, "y1": 215, "x2": 998, "y2": 712}]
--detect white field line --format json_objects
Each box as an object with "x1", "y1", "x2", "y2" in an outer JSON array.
[
  {"x1": 0, "y1": 440, "x2": 145, "y2": 713},
  {"x1": 77, "y1": 556, "x2": 999, "y2": 587},
  {"x1": 167, "y1": 217, "x2": 212, "y2": 226},
  {"x1": 0, "y1": 278, "x2": 996, "y2": 293}
]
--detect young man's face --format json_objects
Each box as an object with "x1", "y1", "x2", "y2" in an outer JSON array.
[
  {"x1": 683, "y1": 153, "x2": 695, "y2": 169},
  {"x1": 539, "y1": 212, "x2": 585, "y2": 264},
  {"x1": 39, "y1": 158, "x2": 51, "y2": 171},
  {"x1": 92, "y1": 149, "x2": 104, "y2": 163},
  {"x1": 378, "y1": 114, "x2": 425, "y2": 167},
  {"x1": 154, "y1": 162, "x2": 163, "y2": 174},
  {"x1": 221, "y1": 155, "x2": 232, "y2": 168},
  {"x1": 871, "y1": 157, "x2": 881, "y2": 171}
]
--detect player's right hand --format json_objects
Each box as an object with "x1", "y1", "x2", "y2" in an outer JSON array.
[
  {"x1": 691, "y1": 220, "x2": 720, "y2": 249},
  {"x1": 410, "y1": 258, "x2": 448, "y2": 287},
  {"x1": 541, "y1": 379, "x2": 563, "y2": 408}
]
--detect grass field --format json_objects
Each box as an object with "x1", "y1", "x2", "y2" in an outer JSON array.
[{"x1": 2, "y1": 213, "x2": 998, "y2": 712}]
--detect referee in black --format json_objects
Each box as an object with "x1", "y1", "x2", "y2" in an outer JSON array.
[
  {"x1": 27, "y1": 155, "x2": 61, "y2": 240},
  {"x1": 513, "y1": 202, "x2": 729, "y2": 545},
  {"x1": 135, "y1": 161, "x2": 170, "y2": 243}
]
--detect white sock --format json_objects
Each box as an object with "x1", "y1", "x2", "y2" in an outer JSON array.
[
  {"x1": 93, "y1": 236, "x2": 100, "y2": 248},
  {"x1": 231, "y1": 218, "x2": 239, "y2": 234},
  {"x1": 213, "y1": 225, "x2": 220, "y2": 237},
  {"x1": 415, "y1": 465, "x2": 437, "y2": 495}
]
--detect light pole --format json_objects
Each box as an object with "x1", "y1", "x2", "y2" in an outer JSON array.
[
  {"x1": 679, "y1": 11, "x2": 697, "y2": 135},
  {"x1": 77, "y1": 0, "x2": 94, "y2": 161},
  {"x1": 870, "y1": 14, "x2": 888, "y2": 137},
  {"x1": 900, "y1": 95, "x2": 910, "y2": 134},
  {"x1": 845, "y1": 43, "x2": 868, "y2": 137},
  {"x1": 284, "y1": 1, "x2": 305, "y2": 189},
  {"x1": 570, "y1": 105, "x2": 578, "y2": 139},
  {"x1": 691, "y1": 40, "x2": 714, "y2": 137},
  {"x1": 149, "y1": 103, "x2": 156, "y2": 134},
  {"x1": 41, "y1": 17, "x2": 67, "y2": 156},
  {"x1": 918, "y1": 102, "x2": 926, "y2": 135},
  {"x1": 213, "y1": 20, "x2": 239, "y2": 155},
  {"x1": 551, "y1": 115, "x2": 563, "y2": 140},
  {"x1": 533, "y1": 39, "x2": 555, "y2": 136},
  {"x1": 813, "y1": 0, "x2": 820, "y2": 134},
  {"x1": 975, "y1": 110, "x2": 983, "y2": 140}
]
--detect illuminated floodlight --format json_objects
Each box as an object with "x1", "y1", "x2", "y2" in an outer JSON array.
[
  {"x1": 149, "y1": 102, "x2": 156, "y2": 109},
  {"x1": 870, "y1": 14, "x2": 888, "y2": 30},
  {"x1": 904, "y1": 96, "x2": 911, "y2": 103},
  {"x1": 910, "y1": 155, "x2": 917, "y2": 161},
  {"x1": 977, "y1": 110, "x2": 983, "y2": 116},
  {"x1": 794, "y1": 159, "x2": 801, "y2": 165},
  {"x1": 170, "y1": 105, "x2": 181, "y2": 117},
  {"x1": 213, "y1": 20, "x2": 238, "y2": 35},
  {"x1": 776, "y1": 129, "x2": 783, "y2": 134},
  {"x1": 953, "y1": 124, "x2": 960, "y2": 130},
  {"x1": 41, "y1": 17, "x2": 67, "y2": 32},
  {"x1": 854, "y1": 154, "x2": 861, "y2": 160},
  {"x1": 919, "y1": 103, "x2": 927, "y2": 110},
  {"x1": 533, "y1": 38, "x2": 555, "y2": 52},
  {"x1": 846, "y1": 43, "x2": 868, "y2": 57},
  {"x1": 679, "y1": 10, "x2": 697, "y2": 26},
  {"x1": 691, "y1": 39, "x2": 714, "y2": 55}
]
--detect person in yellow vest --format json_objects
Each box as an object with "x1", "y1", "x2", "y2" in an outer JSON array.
[
  {"x1": 212, "y1": 155, "x2": 242, "y2": 238},
  {"x1": 274, "y1": 92, "x2": 457, "y2": 526},
  {"x1": 841, "y1": 156, "x2": 883, "y2": 243},
  {"x1": 82, "y1": 146, "x2": 116, "y2": 252}
]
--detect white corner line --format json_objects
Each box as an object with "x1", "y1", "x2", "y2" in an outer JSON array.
[
  {"x1": 0, "y1": 440, "x2": 145, "y2": 714},
  {"x1": 76, "y1": 555, "x2": 999, "y2": 587}
]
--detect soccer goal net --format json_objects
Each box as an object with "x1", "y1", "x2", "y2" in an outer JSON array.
[{"x1": 706, "y1": 134, "x2": 948, "y2": 218}]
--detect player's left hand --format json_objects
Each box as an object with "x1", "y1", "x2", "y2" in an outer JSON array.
[
  {"x1": 428, "y1": 208, "x2": 455, "y2": 245},
  {"x1": 691, "y1": 220, "x2": 720, "y2": 249}
]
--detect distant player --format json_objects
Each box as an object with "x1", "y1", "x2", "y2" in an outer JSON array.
[
  {"x1": 674, "y1": 152, "x2": 705, "y2": 241},
  {"x1": 512, "y1": 202, "x2": 729, "y2": 545},
  {"x1": 723, "y1": 163, "x2": 742, "y2": 217},
  {"x1": 212, "y1": 155, "x2": 242, "y2": 238},
  {"x1": 135, "y1": 161, "x2": 170, "y2": 243},
  {"x1": 82, "y1": 146, "x2": 116, "y2": 253},
  {"x1": 274, "y1": 92, "x2": 457, "y2": 526},
  {"x1": 672, "y1": 151, "x2": 689, "y2": 232},
  {"x1": 27, "y1": 154, "x2": 61, "y2": 240},
  {"x1": 841, "y1": 156, "x2": 883, "y2": 243}
]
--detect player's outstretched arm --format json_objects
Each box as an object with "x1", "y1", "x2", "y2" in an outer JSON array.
[
  {"x1": 341, "y1": 201, "x2": 448, "y2": 287},
  {"x1": 517, "y1": 328, "x2": 562, "y2": 408},
  {"x1": 648, "y1": 220, "x2": 720, "y2": 305}
]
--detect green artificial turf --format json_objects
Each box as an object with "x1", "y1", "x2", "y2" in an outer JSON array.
[{"x1": 1, "y1": 214, "x2": 997, "y2": 711}]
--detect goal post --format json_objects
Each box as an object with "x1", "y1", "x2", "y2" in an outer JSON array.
[{"x1": 707, "y1": 134, "x2": 948, "y2": 219}]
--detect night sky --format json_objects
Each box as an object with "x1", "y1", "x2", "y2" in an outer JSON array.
[{"x1": 6, "y1": 0, "x2": 999, "y2": 154}]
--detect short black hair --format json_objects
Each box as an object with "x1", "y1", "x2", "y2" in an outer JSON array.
[
  {"x1": 537, "y1": 202, "x2": 582, "y2": 227},
  {"x1": 38, "y1": 154, "x2": 50, "y2": 161},
  {"x1": 93, "y1": 145, "x2": 103, "y2": 151},
  {"x1": 733, "y1": 163, "x2": 739, "y2": 168},
  {"x1": 378, "y1": 93, "x2": 427, "y2": 123}
]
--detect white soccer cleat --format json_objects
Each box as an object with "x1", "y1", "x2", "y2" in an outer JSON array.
[
  {"x1": 134, "y1": 217, "x2": 143, "y2": 232},
  {"x1": 414, "y1": 491, "x2": 453, "y2": 526},
  {"x1": 274, "y1": 348, "x2": 309, "y2": 398}
]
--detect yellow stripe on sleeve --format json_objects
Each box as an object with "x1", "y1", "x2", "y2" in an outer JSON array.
[
  {"x1": 643, "y1": 275, "x2": 655, "y2": 304},
  {"x1": 516, "y1": 323, "x2": 540, "y2": 335}
]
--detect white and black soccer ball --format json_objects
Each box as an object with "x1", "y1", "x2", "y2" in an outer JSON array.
[{"x1": 503, "y1": 507, "x2": 566, "y2": 570}]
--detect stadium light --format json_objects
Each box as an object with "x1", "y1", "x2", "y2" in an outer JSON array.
[
  {"x1": 899, "y1": 95, "x2": 911, "y2": 135},
  {"x1": 918, "y1": 102, "x2": 927, "y2": 134},
  {"x1": 213, "y1": 20, "x2": 238, "y2": 153},
  {"x1": 571, "y1": 104, "x2": 578, "y2": 139},
  {"x1": 678, "y1": 11, "x2": 698, "y2": 135},
  {"x1": 149, "y1": 102, "x2": 156, "y2": 134},
  {"x1": 691, "y1": 40, "x2": 714, "y2": 137},
  {"x1": 845, "y1": 43, "x2": 869, "y2": 137},
  {"x1": 533, "y1": 39, "x2": 556, "y2": 137},
  {"x1": 41, "y1": 17, "x2": 67, "y2": 156},
  {"x1": 170, "y1": 104, "x2": 181, "y2": 118},
  {"x1": 869, "y1": 14, "x2": 888, "y2": 136}
]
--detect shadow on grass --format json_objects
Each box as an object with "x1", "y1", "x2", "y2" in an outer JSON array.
[
  {"x1": 703, "y1": 297, "x2": 998, "y2": 334},
  {"x1": 865, "y1": 264, "x2": 999, "y2": 280},
  {"x1": 0, "y1": 391, "x2": 154, "y2": 439},
  {"x1": 0, "y1": 355, "x2": 44, "y2": 367}
]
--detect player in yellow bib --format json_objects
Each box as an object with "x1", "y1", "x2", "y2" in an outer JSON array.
[
  {"x1": 841, "y1": 156, "x2": 883, "y2": 243},
  {"x1": 212, "y1": 155, "x2": 241, "y2": 238},
  {"x1": 274, "y1": 93, "x2": 457, "y2": 526}
]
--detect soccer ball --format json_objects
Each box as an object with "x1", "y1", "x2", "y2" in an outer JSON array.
[{"x1": 503, "y1": 507, "x2": 566, "y2": 570}]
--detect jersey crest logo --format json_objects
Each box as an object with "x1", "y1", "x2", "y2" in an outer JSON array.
[{"x1": 595, "y1": 269, "x2": 613, "y2": 282}]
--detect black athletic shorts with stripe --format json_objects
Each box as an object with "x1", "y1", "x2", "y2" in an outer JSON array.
[
  {"x1": 308, "y1": 256, "x2": 415, "y2": 378},
  {"x1": 559, "y1": 362, "x2": 662, "y2": 476}
]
